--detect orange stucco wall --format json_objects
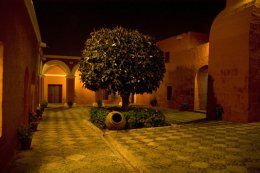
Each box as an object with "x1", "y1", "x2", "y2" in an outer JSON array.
[
  {"x1": 135, "y1": 93, "x2": 151, "y2": 106},
  {"x1": 0, "y1": 0, "x2": 40, "y2": 171},
  {"x1": 136, "y1": 32, "x2": 209, "y2": 109},
  {"x1": 74, "y1": 70, "x2": 95, "y2": 104},
  {"x1": 207, "y1": 0, "x2": 257, "y2": 122}
]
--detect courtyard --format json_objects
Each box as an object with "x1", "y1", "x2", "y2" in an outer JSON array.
[{"x1": 7, "y1": 105, "x2": 260, "y2": 173}]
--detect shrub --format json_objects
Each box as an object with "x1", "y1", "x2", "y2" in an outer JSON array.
[
  {"x1": 36, "y1": 108, "x2": 43, "y2": 118},
  {"x1": 124, "y1": 107, "x2": 165, "y2": 128},
  {"x1": 40, "y1": 100, "x2": 48, "y2": 110},
  {"x1": 17, "y1": 125, "x2": 33, "y2": 140},
  {"x1": 90, "y1": 107, "x2": 109, "y2": 129},
  {"x1": 89, "y1": 106, "x2": 166, "y2": 129}
]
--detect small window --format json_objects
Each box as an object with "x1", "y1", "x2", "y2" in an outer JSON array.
[
  {"x1": 103, "y1": 90, "x2": 109, "y2": 100},
  {"x1": 167, "y1": 86, "x2": 172, "y2": 100},
  {"x1": 164, "y1": 52, "x2": 170, "y2": 63}
]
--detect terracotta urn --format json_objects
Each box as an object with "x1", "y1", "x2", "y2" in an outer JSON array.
[{"x1": 105, "y1": 111, "x2": 126, "y2": 130}]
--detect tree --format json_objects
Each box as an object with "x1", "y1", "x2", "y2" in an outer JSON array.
[{"x1": 79, "y1": 26, "x2": 165, "y2": 110}]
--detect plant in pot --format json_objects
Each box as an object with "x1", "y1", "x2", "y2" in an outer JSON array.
[
  {"x1": 67, "y1": 100, "x2": 73, "y2": 108},
  {"x1": 17, "y1": 125, "x2": 33, "y2": 150},
  {"x1": 29, "y1": 112, "x2": 39, "y2": 131},
  {"x1": 36, "y1": 108, "x2": 43, "y2": 120},
  {"x1": 150, "y1": 97, "x2": 158, "y2": 107},
  {"x1": 40, "y1": 100, "x2": 48, "y2": 111}
]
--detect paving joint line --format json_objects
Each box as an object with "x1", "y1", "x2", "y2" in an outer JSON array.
[{"x1": 83, "y1": 118, "x2": 144, "y2": 172}]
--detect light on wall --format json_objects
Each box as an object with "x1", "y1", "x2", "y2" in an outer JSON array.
[{"x1": 44, "y1": 74, "x2": 66, "y2": 77}]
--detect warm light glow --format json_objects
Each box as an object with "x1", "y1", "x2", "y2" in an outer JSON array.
[
  {"x1": 44, "y1": 74, "x2": 66, "y2": 77},
  {"x1": 43, "y1": 65, "x2": 67, "y2": 103}
]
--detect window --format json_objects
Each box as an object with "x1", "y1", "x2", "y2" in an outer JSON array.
[
  {"x1": 167, "y1": 86, "x2": 172, "y2": 100},
  {"x1": 0, "y1": 42, "x2": 3, "y2": 137},
  {"x1": 164, "y1": 51, "x2": 170, "y2": 63}
]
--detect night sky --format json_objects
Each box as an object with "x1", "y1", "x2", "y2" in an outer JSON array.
[{"x1": 33, "y1": 0, "x2": 226, "y2": 56}]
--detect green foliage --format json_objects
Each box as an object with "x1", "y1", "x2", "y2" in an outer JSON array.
[
  {"x1": 40, "y1": 100, "x2": 48, "y2": 110},
  {"x1": 89, "y1": 107, "x2": 109, "y2": 129},
  {"x1": 89, "y1": 106, "x2": 166, "y2": 129},
  {"x1": 124, "y1": 107, "x2": 165, "y2": 128},
  {"x1": 80, "y1": 26, "x2": 165, "y2": 110},
  {"x1": 36, "y1": 108, "x2": 43, "y2": 117},
  {"x1": 29, "y1": 112, "x2": 38, "y2": 123},
  {"x1": 17, "y1": 125, "x2": 33, "y2": 140}
]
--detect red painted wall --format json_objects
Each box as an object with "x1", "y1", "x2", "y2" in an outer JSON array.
[
  {"x1": 135, "y1": 32, "x2": 209, "y2": 110},
  {"x1": 207, "y1": 0, "x2": 258, "y2": 122},
  {"x1": 0, "y1": 0, "x2": 40, "y2": 171}
]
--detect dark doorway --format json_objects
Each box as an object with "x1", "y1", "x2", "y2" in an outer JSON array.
[{"x1": 48, "y1": 84, "x2": 62, "y2": 103}]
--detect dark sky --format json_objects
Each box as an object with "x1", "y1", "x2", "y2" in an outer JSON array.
[{"x1": 33, "y1": 0, "x2": 226, "y2": 56}]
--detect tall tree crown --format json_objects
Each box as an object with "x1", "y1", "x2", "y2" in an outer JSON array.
[{"x1": 79, "y1": 26, "x2": 165, "y2": 97}]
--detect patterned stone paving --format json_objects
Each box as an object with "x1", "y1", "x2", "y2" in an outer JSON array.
[
  {"x1": 7, "y1": 106, "x2": 135, "y2": 173},
  {"x1": 6, "y1": 105, "x2": 260, "y2": 173},
  {"x1": 105, "y1": 121, "x2": 260, "y2": 173}
]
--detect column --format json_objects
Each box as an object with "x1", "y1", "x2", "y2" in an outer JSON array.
[{"x1": 66, "y1": 76, "x2": 75, "y2": 103}]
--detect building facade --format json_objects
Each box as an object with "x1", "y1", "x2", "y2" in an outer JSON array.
[
  {"x1": 136, "y1": 32, "x2": 209, "y2": 111},
  {"x1": 0, "y1": 0, "x2": 43, "y2": 171},
  {"x1": 207, "y1": 0, "x2": 260, "y2": 122}
]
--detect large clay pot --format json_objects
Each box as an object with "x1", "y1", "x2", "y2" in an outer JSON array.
[{"x1": 105, "y1": 111, "x2": 126, "y2": 130}]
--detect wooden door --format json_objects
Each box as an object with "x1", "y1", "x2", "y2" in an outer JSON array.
[{"x1": 48, "y1": 85, "x2": 62, "y2": 103}]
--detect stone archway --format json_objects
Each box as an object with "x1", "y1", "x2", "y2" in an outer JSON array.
[
  {"x1": 41, "y1": 60, "x2": 70, "y2": 104},
  {"x1": 42, "y1": 60, "x2": 72, "y2": 76},
  {"x1": 194, "y1": 65, "x2": 208, "y2": 111}
]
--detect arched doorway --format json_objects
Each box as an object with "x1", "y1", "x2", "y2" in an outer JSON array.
[
  {"x1": 42, "y1": 64, "x2": 68, "y2": 104},
  {"x1": 194, "y1": 65, "x2": 208, "y2": 111}
]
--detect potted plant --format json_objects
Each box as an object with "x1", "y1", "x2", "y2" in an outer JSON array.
[
  {"x1": 36, "y1": 108, "x2": 43, "y2": 120},
  {"x1": 17, "y1": 125, "x2": 33, "y2": 150},
  {"x1": 67, "y1": 100, "x2": 73, "y2": 108},
  {"x1": 29, "y1": 112, "x2": 39, "y2": 131},
  {"x1": 150, "y1": 97, "x2": 158, "y2": 107},
  {"x1": 40, "y1": 100, "x2": 48, "y2": 111}
]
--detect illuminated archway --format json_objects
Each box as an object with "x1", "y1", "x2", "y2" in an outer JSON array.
[
  {"x1": 42, "y1": 60, "x2": 71, "y2": 76},
  {"x1": 194, "y1": 65, "x2": 208, "y2": 111},
  {"x1": 42, "y1": 61, "x2": 69, "y2": 103}
]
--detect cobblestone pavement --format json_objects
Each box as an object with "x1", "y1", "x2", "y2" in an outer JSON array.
[
  {"x1": 7, "y1": 105, "x2": 260, "y2": 173},
  {"x1": 7, "y1": 105, "x2": 135, "y2": 173}
]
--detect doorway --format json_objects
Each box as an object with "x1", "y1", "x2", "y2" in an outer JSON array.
[
  {"x1": 48, "y1": 84, "x2": 62, "y2": 103},
  {"x1": 194, "y1": 65, "x2": 208, "y2": 111}
]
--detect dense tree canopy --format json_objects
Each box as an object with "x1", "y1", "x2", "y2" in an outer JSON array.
[{"x1": 79, "y1": 26, "x2": 165, "y2": 110}]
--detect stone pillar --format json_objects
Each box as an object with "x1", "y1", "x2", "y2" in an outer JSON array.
[
  {"x1": 38, "y1": 75, "x2": 44, "y2": 103},
  {"x1": 66, "y1": 76, "x2": 75, "y2": 103}
]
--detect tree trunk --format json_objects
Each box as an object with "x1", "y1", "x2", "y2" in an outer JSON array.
[{"x1": 121, "y1": 93, "x2": 130, "y2": 111}]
